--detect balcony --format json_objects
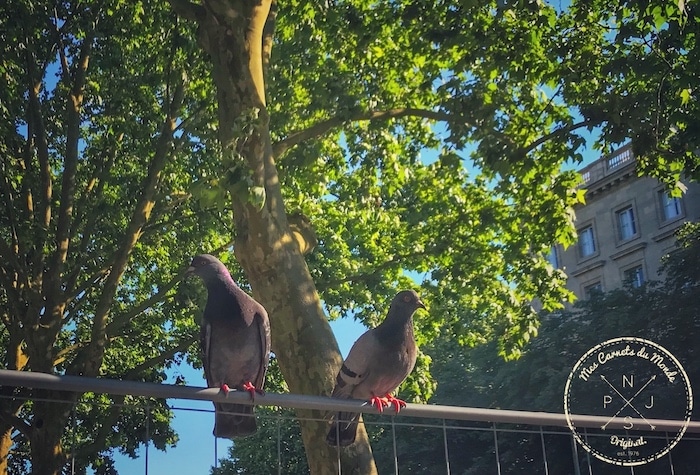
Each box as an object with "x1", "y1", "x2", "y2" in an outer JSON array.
[{"x1": 580, "y1": 143, "x2": 635, "y2": 187}]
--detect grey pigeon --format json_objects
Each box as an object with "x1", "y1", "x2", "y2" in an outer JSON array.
[
  {"x1": 326, "y1": 289, "x2": 426, "y2": 446},
  {"x1": 186, "y1": 254, "x2": 271, "y2": 438}
]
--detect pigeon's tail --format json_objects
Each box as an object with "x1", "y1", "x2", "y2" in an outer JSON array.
[
  {"x1": 213, "y1": 403, "x2": 257, "y2": 439},
  {"x1": 326, "y1": 411, "x2": 360, "y2": 446}
]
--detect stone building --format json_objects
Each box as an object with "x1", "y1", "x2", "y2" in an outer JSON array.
[{"x1": 551, "y1": 143, "x2": 700, "y2": 300}]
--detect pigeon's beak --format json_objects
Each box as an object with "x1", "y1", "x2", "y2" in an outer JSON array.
[
  {"x1": 185, "y1": 266, "x2": 195, "y2": 276},
  {"x1": 417, "y1": 299, "x2": 427, "y2": 311}
]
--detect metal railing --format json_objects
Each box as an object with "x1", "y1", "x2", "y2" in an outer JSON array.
[{"x1": 0, "y1": 370, "x2": 698, "y2": 474}]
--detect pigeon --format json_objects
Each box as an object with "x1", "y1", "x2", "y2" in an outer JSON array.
[
  {"x1": 326, "y1": 289, "x2": 426, "y2": 446},
  {"x1": 186, "y1": 254, "x2": 271, "y2": 438}
]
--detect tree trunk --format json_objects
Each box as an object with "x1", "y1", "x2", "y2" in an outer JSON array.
[
  {"x1": 0, "y1": 423, "x2": 12, "y2": 474},
  {"x1": 169, "y1": 0, "x2": 377, "y2": 472},
  {"x1": 0, "y1": 403, "x2": 24, "y2": 475},
  {"x1": 28, "y1": 397, "x2": 73, "y2": 475},
  {"x1": 0, "y1": 332, "x2": 30, "y2": 473}
]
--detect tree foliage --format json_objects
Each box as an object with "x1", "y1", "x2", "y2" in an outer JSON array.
[
  {"x1": 217, "y1": 223, "x2": 700, "y2": 473},
  {"x1": 382, "y1": 222, "x2": 700, "y2": 474},
  {"x1": 0, "y1": 1, "x2": 227, "y2": 472},
  {"x1": 1, "y1": 0, "x2": 698, "y2": 473}
]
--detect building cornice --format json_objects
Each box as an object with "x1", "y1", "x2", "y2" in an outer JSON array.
[
  {"x1": 653, "y1": 225, "x2": 683, "y2": 243},
  {"x1": 570, "y1": 259, "x2": 606, "y2": 277},
  {"x1": 610, "y1": 241, "x2": 647, "y2": 261}
]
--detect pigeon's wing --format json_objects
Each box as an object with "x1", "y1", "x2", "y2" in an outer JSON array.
[
  {"x1": 200, "y1": 321, "x2": 214, "y2": 387},
  {"x1": 331, "y1": 329, "x2": 377, "y2": 399},
  {"x1": 326, "y1": 329, "x2": 378, "y2": 446},
  {"x1": 252, "y1": 308, "x2": 271, "y2": 391},
  {"x1": 207, "y1": 313, "x2": 260, "y2": 439}
]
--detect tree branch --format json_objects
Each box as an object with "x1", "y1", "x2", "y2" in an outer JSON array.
[
  {"x1": 121, "y1": 336, "x2": 197, "y2": 380},
  {"x1": 65, "y1": 136, "x2": 121, "y2": 297},
  {"x1": 62, "y1": 267, "x2": 111, "y2": 324},
  {"x1": 0, "y1": 151, "x2": 21, "y2": 261},
  {"x1": 0, "y1": 410, "x2": 32, "y2": 439},
  {"x1": 75, "y1": 394, "x2": 125, "y2": 462},
  {"x1": 167, "y1": 0, "x2": 206, "y2": 21},
  {"x1": 173, "y1": 102, "x2": 210, "y2": 135},
  {"x1": 24, "y1": 49, "x2": 51, "y2": 288},
  {"x1": 25, "y1": 57, "x2": 51, "y2": 231},
  {"x1": 0, "y1": 238, "x2": 22, "y2": 309},
  {"x1": 44, "y1": 34, "x2": 93, "y2": 327},
  {"x1": 272, "y1": 107, "x2": 464, "y2": 159},
  {"x1": 72, "y1": 76, "x2": 188, "y2": 377},
  {"x1": 104, "y1": 272, "x2": 184, "y2": 338},
  {"x1": 72, "y1": 133, "x2": 121, "y2": 236},
  {"x1": 262, "y1": 0, "x2": 277, "y2": 84},
  {"x1": 523, "y1": 119, "x2": 599, "y2": 155},
  {"x1": 316, "y1": 251, "x2": 425, "y2": 291}
]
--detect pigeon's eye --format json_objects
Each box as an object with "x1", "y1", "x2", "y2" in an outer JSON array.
[{"x1": 403, "y1": 295, "x2": 411, "y2": 303}]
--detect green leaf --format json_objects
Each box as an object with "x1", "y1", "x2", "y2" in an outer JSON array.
[{"x1": 679, "y1": 88, "x2": 691, "y2": 106}]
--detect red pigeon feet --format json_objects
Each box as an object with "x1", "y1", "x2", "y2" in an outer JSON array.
[
  {"x1": 384, "y1": 394, "x2": 407, "y2": 413},
  {"x1": 242, "y1": 381, "x2": 265, "y2": 399},
  {"x1": 369, "y1": 395, "x2": 390, "y2": 413},
  {"x1": 220, "y1": 383, "x2": 231, "y2": 396}
]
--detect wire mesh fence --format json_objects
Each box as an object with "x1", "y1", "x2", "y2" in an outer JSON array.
[{"x1": 1, "y1": 370, "x2": 698, "y2": 475}]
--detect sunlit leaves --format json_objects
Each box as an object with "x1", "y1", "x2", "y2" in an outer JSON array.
[
  {"x1": 271, "y1": 0, "x2": 697, "y2": 363},
  {"x1": 0, "y1": 0, "x2": 227, "y2": 470},
  {"x1": 557, "y1": 0, "x2": 699, "y2": 187},
  {"x1": 268, "y1": 1, "x2": 592, "y2": 362}
]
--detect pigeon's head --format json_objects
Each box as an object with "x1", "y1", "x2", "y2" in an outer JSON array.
[
  {"x1": 392, "y1": 289, "x2": 426, "y2": 314},
  {"x1": 186, "y1": 254, "x2": 228, "y2": 284}
]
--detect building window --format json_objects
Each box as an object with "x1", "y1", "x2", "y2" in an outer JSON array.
[
  {"x1": 584, "y1": 281, "x2": 603, "y2": 298},
  {"x1": 546, "y1": 246, "x2": 559, "y2": 268},
  {"x1": 616, "y1": 206, "x2": 637, "y2": 241},
  {"x1": 578, "y1": 226, "x2": 596, "y2": 258},
  {"x1": 623, "y1": 266, "x2": 645, "y2": 288},
  {"x1": 659, "y1": 191, "x2": 682, "y2": 222}
]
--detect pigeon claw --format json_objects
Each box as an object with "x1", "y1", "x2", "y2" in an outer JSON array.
[
  {"x1": 220, "y1": 383, "x2": 231, "y2": 396},
  {"x1": 384, "y1": 394, "x2": 407, "y2": 413},
  {"x1": 242, "y1": 381, "x2": 264, "y2": 400},
  {"x1": 369, "y1": 395, "x2": 389, "y2": 413}
]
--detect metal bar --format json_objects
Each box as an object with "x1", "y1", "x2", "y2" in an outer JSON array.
[
  {"x1": 1, "y1": 369, "x2": 698, "y2": 432},
  {"x1": 214, "y1": 435, "x2": 218, "y2": 470},
  {"x1": 571, "y1": 432, "x2": 581, "y2": 475},
  {"x1": 334, "y1": 426, "x2": 341, "y2": 475},
  {"x1": 391, "y1": 417, "x2": 399, "y2": 475},
  {"x1": 540, "y1": 425, "x2": 549, "y2": 475},
  {"x1": 277, "y1": 417, "x2": 282, "y2": 475},
  {"x1": 442, "y1": 419, "x2": 451, "y2": 475},
  {"x1": 667, "y1": 432, "x2": 675, "y2": 475},
  {"x1": 492, "y1": 422, "x2": 501, "y2": 475},
  {"x1": 582, "y1": 428, "x2": 592, "y2": 475},
  {"x1": 145, "y1": 403, "x2": 150, "y2": 475},
  {"x1": 71, "y1": 404, "x2": 76, "y2": 475}
]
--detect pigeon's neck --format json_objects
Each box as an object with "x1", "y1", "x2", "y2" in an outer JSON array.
[
  {"x1": 205, "y1": 273, "x2": 242, "y2": 303},
  {"x1": 203, "y1": 267, "x2": 234, "y2": 288},
  {"x1": 375, "y1": 311, "x2": 414, "y2": 347}
]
